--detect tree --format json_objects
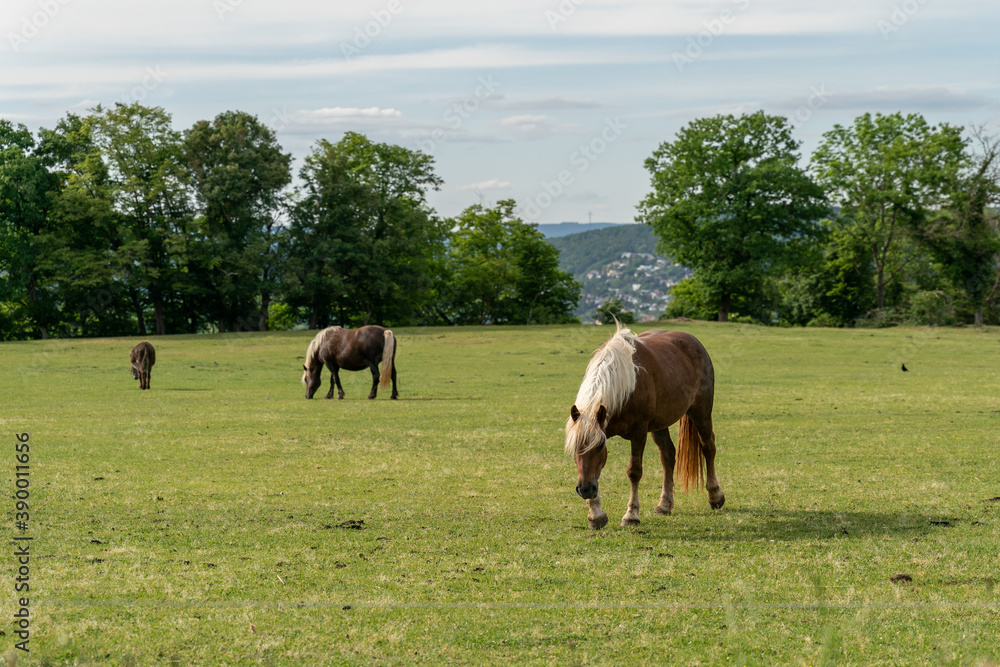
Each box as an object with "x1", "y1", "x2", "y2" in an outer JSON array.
[
  {"x1": 282, "y1": 133, "x2": 446, "y2": 327},
  {"x1": 918, "y1": 127, "x2": 1000, "y2": 326},
  {"x1": 811, "y1": 112, "x2": 967, "y2": 312},
  {"x1": 185, "y1": 111, "x2": 292, "y2": 332},
  {"x1": 0, "y1": 120, "x2": 61, "y2": 339},
  {"x1": 637, "y1": 111, "x2": 828, "y2": 322},
  {"x1": 36, "y1": 113, "x2": 137, "y2": 337},
  {"x1": 90, "y1": 103, "x2": 196, "y2": 335},
  {"x1": 594, "y1": 298, "x2": 635, "y2": 325},
  {"x1": 444, "y1": 200, "x2": 579, "y2": 325}
]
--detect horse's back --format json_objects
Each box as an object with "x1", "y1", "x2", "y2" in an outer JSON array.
[
  {"x1": 632, "y1": 329, "x2": 714, "y2": 429},
  {"x1": 637, "y1": 330, "x2": 711, "y2": 368},
  {"x1": 329, "y1": 325, "x2": 388, "y2": 369},
  {"x1": 131, "y1": 341, "x2": 155, "y2": 364}
]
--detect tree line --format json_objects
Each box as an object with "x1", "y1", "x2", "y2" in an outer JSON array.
[
  {"x1": 639, "y1": 111, "x2": 1000, "y2": 327},
  {"x1": 0, "y1": 104, "x2": 579, "y2": 340},
  {"x1": 3, "y1": 105, "x2": 998, "y2": 340}
]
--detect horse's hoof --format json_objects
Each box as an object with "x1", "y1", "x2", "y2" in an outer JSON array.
[
  {"x1": 621, "y1": 517, "x2": 640, "y2": 527},
  {"x1": 588, "y1": 515, "x2": 608, "y2": 530},
  {"x1": 654, "y1": 504, "x2": 673, "y2": 516},
  {"x1": 710, "y1": 494, "x2": 726, "y2": 510}
]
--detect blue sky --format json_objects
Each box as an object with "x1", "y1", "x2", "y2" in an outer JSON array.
[{"x1": 3, "y1": 0, "x2": 998, "y2": 224}]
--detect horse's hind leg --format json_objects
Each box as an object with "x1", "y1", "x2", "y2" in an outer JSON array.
[
  {"x1": 367, "y1": 362, "x2": 380, "y2": 400},
  {"x1": 652, "y1": 427, "x2": 675, "y2": 516},
  {"x1": 690, "y1": 410, "x2": 725, "y2": 510},
  {"x1": 621, "y1": 435, "x2": 647, "y2": 526}
]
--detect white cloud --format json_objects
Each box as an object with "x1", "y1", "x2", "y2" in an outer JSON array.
[
  {"x1": 491, "y1": 96, "x2": 614, "y2": 111},
  {"x1": 457, "y1": 179, "x2": 513, "y2": 191},
  {"x1": 294, "y1": 107, "x2": 403, "y2": 121},
  {"x1": 500, "y1": 114, "x2": 581, "y2": 139}
]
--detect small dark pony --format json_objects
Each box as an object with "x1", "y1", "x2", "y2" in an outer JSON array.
[
  {"x1": 301, "y1": 325, "x2": 398, "y2": 400},
  {"x1": 565, "y1": 323, "x2": 724, "y2": 529},
  {"x1": 130, "y1": 341, "x2": 156, "y2": 390}
]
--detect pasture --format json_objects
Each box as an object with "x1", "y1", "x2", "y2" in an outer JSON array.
[{"x1": 3, "y1": 322, "x2": 1000, "y2": 665}]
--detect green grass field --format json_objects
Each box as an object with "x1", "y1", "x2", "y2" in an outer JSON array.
[{"x1": 3, "y1": 322, "x2": 1000, "y2": 665}]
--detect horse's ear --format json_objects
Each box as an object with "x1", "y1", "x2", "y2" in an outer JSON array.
[
  {"x1": 596, "y1": 405, "x2": 607, "y2": 426},
  {"x1": 570, "y1": 405, "x2": 581, "y2": 423}
]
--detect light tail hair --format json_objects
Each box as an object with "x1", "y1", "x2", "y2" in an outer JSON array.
[
  {"x1": 380, "y1": 329, "x2": 395, "y2": 389},
  {"x1": 676, "y1": 414, "x2": 706, "y2": 492}
]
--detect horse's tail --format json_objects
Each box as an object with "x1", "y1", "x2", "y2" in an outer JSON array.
[
  {"x1": 380, "y1": 329, "x2": 395, "y2": 389},
  {"x1": 675, "y1": 414, "x2": 706, "y2": 493}
]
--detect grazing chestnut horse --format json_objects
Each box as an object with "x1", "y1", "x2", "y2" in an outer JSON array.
[
  {"x1": 301, "y1": 325, "x2": 398, "y2": 400},
  {"x1": 130, "y1": 341, "x2": 155, "y2": 390},
  {"x1": 565, "y1": 324, "x2": 724, "y2": 530}
]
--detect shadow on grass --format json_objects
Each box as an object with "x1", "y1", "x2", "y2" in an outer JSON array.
[{"x1": 663, "y1": 506, "x2": 967, "y2": 542}]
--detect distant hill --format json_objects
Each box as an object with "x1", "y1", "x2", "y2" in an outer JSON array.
[
  {"x1": 548, "y1": 224, "x2": 691, "y2": 322},
  {"x1": 536, "y1": 222, "x2": 621, "y2": 238}
]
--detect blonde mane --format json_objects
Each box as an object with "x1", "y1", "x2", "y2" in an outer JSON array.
[
  {"x1": 564, "y1": 322, "x2": 640, "y2": 455},
  {"x1": 301, "y1": 326, "x2": 343, "y2": 380}
]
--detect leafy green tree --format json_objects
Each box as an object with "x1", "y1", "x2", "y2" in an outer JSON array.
[
  {"x1": 36, "y1": 113, "x2": 137, "y2": 337},
  {"x1": 283, "y1": 133, "x2": 445, "y2": 327},
  {"x1": 90, "y1": 103, "x2": 196, "y2": 334},
  {"x1": 185, "y1": 111, "x2": 292, "y2": 332},
  {"x1": 918, "y1": 127, "x2": 1000, "y2": 325},
  {"x1": 663, "y1": 276, "x2": 717, "y2": 321},
  {"x1": 0, "y1": 120, "x2": 61, "y2": 339},
  {"x1": 445, "y1": 200, "x2": 579, "y2": 325},
  {"x1": 775, "y1": 227, "x2": 875, "y2": 327},
  {"x1": 282, "y1": 148, "x2": 360, "y2": 329},
  {"x1": 811, "y1": 112, "x2": 967, "y2": 311},
  {"x1": 594, "y1": 298, "x2": 634, "y2": 325},
  {"x1": 637, "y1": 111, "x2": 828, "y2": 322}
]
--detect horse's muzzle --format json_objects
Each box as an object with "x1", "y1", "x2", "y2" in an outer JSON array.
[{"x1": 576, "y1": 482, "x2": 598, "y2": 500}]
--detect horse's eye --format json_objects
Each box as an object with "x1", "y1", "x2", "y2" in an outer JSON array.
[{"x1": 595, "y1": 442, "x2": 605, "y2": 452}]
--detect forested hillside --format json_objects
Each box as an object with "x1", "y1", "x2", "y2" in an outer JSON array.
[{"x1": 548, "y1": 224, "x2": 691, "y2": 322}]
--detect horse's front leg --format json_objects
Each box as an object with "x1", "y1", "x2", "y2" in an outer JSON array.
[
  {"x1": 587, "y1": 495, "x2": 608, "y2": 530},
  {"x1": 652, "y1": 427, "x2": 675, "y2": 516},
  {"x1": 622, "y1": 435, "x2": 647, "y2": 526},
  {"x1": 325, "y1": 366, "x2": 344, "y2": 400}
]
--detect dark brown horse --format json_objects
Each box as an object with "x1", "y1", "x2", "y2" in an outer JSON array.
[
  {"x1": 564, "y1": 324, "x2": 724, "y2": 529},
  {"x1": 130, "y1": 341, "x2": 156, "y2": 390},
  {"x1": 301, "y1": 325, "x2": 398, "y2": 400}
]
